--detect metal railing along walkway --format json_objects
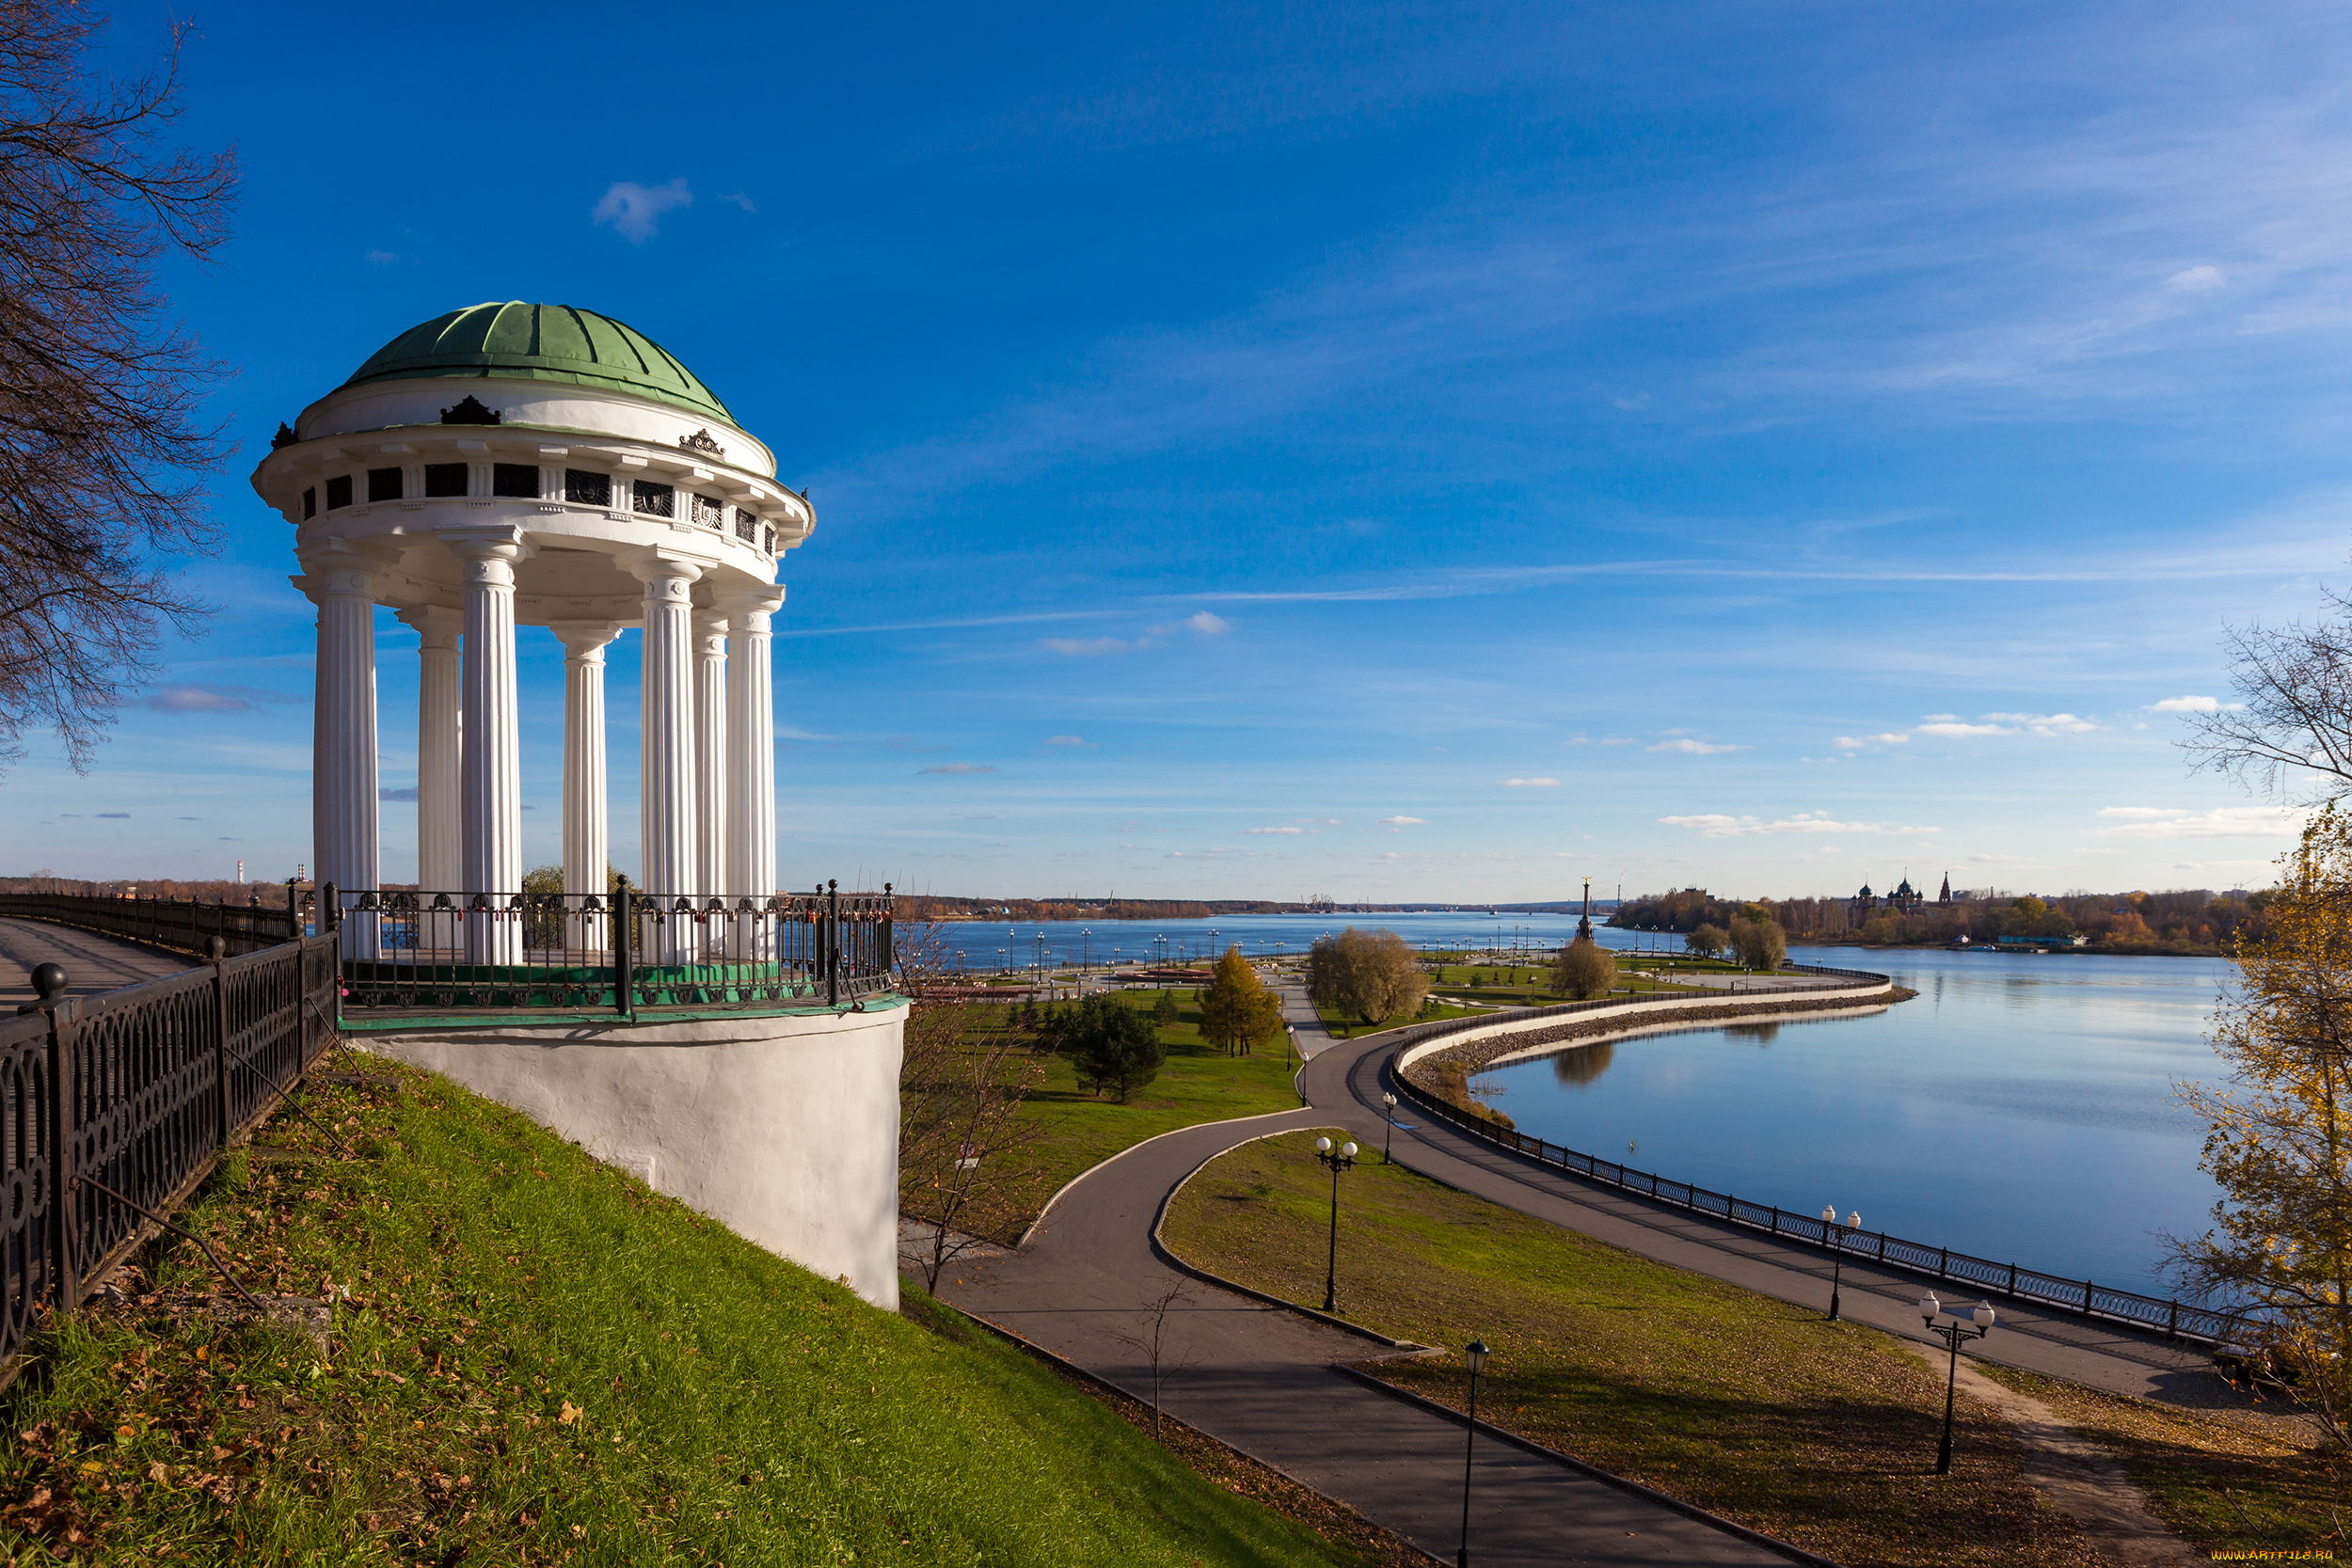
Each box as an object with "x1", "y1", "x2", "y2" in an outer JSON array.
[{"x1": 1382, "y1": 989, "x2": 2234, "y2": 1346}]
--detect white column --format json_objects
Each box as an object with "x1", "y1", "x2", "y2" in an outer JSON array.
[
  {"x1": 720, "y1": 591, "x2": 782, "y2": 966},
  {"x1": 308, "y1": 558, "x2": 380, "y2": 958},
  {"x1": 693, "y1": 612, "x2": 729, "y2": 904},
  {"x1": 630, "y1": 551, "x2": 703, "y2": 963},
  {"x1": 394, "y1": 607, "x2": 463, "y2": 899},
  {"x1": 551, "y1": 621, "x2": 621, "y2": 951},
  {"x1": 445, "y1": 530, "x2": 525, "y2": 966}
]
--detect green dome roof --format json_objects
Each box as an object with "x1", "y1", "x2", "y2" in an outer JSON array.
[{"x1": 342, "y1": 302, "x2": 735, "y2": 422}]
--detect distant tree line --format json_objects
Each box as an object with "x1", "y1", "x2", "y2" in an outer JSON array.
[{"x1": 1614, "y1": 886, "x2": 2266, "y2": 955}]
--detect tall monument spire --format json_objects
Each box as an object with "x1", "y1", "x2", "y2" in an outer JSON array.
[{"x1": 1577, "y1": 876, "x2": 1594, "y2": 942}]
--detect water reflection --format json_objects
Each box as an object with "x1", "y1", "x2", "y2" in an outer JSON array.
[
  {"x1": 1549, "y1": 1040, "x2": 1615, "y2": 1088},
  {"x1": 1470, "y1": 943, "x2": 2233, "y2": 1296}
]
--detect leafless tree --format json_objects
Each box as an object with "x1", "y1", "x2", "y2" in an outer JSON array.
[
  {"x1": 898, "y1": 923, "x2": 1050, "y2": 1292},
  {"x1": 0, "y1": 2, "x2": 237, "y2": 772},
  {"x1": 1114, "y1": 1277, "x2": 1199, "y2": 1439},
  {"x1": 2181, "y1": 592, "x2": 2352, "y2": 803}
]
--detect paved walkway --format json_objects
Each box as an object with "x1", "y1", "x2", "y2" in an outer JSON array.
[
  {"x1": 0, "y1": 916, "x2": 192, "y2": 1005},
  {"x1": 940, "y1": 1109, "x2": 1797, "y2": 1566}
]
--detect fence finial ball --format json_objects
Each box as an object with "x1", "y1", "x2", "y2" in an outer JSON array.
[
  {"x1": 29, "y1": 963, "x2": 66, "y2": 1001},
  {"x1": 207, "y1": 936, "x2": 227, "y2": 961}
]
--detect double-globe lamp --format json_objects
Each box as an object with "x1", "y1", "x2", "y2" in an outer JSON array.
[
  {"x1": 1313, "y1": 1136, "x2": 1357, "y2": 1313},
  {"x1": 1919, "y1": 1291, "x2": 1996, "y2": 1475},
  {"x1": 1820, "y1": 1206, "x2": 1860, "y2": 1321}
]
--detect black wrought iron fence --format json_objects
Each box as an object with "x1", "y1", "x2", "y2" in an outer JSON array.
[
  {"x1": 1386, "y1": 1047, "x2": 2235, "y2": 1345},
  {"x1": 0, "y1": 891, "x2": 309, "y2": 958},
  {"x1": 0, "y1": 934, "x2": 341, "y2": 1375},
  {"x1": 333, "y1": 880, "x2": 896, "y2": 1017}
]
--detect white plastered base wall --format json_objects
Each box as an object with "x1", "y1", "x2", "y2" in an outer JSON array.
[{"x1": 356, "y1": 1003, "x2": 906, "y2": 1309}]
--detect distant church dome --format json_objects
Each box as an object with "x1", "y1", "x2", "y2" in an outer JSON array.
[{"x1": 342, "y1": 302, "x2": 735, "y2": 422}]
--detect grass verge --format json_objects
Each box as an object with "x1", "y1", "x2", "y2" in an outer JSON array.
[
  {"x1": 0, "y1": 1058, "x2": 1386, "y2": 1567},
  {"x1": 1160, "y1": 1129, "x2": 2112, "y2": 1567}
]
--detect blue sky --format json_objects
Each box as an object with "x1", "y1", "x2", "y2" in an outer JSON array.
[{"x1": 13, "y1": 0, "x2": 2348, "y2": 901}]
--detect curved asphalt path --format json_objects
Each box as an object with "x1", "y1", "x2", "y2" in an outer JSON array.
[
  {"x1": 0, "y1": 916, "x2": 192, "y2": 1005},
  {"x1": 941, "y1": 1103, "x2": 1796, "y2": 1566}
]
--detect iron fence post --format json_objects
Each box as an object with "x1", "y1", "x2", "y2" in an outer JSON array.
[
  {"x1": 44, "y1": 997, "x2": 77, "y2": 1314},
  {"x1": 612, "y1": 880, "x2": 634, "y2": 1019},
  {"x1": 827, "y1": 879, "x2": 839, "y2": 1007},
  {"x1": 209, "y1": 937, "x2": 231, "y2": 1148}
]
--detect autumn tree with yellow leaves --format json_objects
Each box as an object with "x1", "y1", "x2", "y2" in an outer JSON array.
[{"x1": 2176, "y1": 806, "x2": 2352, "y2": 1445}]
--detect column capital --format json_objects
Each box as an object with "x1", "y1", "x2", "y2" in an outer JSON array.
[
  {"x1": 548, "y1": 620, "x2": 624, "y2": 659},
  {"x1": 712, "y1": 588, "x2": 787, "y2": 619},
  {"x1": 625, "y1": 546, "x2": 708, "y2": 589},
  {"x1": 294, "y1": 539, "x2": 391, "y2": 601},
  {"x1": 437, "y1": 525, "x2": 528, "y2": 562},
  {"x1": 394, "y1": 605, "x2": 463, "y2": 648}
]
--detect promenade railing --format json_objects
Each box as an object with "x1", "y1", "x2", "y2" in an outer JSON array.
[
  {"x1": 0, "y1": 933, "x2": 341, "y2": 1375},
  {"x1": 1381, "y1": 986, "x2": 2234, "y2": 1346},
  {"x1": 0, "y1": 890, "x2": 310, "y2": 958},
  {"x1": 331, "y1": 880, "x2": 896, "y2": 1016}
]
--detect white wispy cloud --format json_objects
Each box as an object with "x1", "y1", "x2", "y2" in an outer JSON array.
[
  {"x1": 141, "y1": 683, "x2": 303, "y2": 714},
  {"x1": 1042, "y1": 637, "x2": 1133, "y2": 657},
  {"x1": 1501, "y1": 778, "x2": 1560, "y2": 787},
  {"x1": 2094, "y1": 805, "x2": 2304, "y2": 840},
  {"x1": 1659, "y1": 812, "x2": 1940, "y2": 838},
  {"x1": 1045, "y1": 735, "x2": 1094, "y2": 747},
  {"x1": 1834, "y1": 733, "x2": 1911, "y2": 750},
  {"x1": 592, "y1": 178, "x2": 692, "y2": 243},
  {"x1": 917, "y1": 764, "x2": 996, "y2": 776},
  {"x1": 1648, "y1": 738, "x2": 1745, "y2": 754},
  {"x1": 2146, "y1": 695, "x2": 2242, "y2": 713},
  {"x1": 1243, "y1": 826, "x2": 1305, "y2": 834},
  {"x1": 1377, "y1": 816, "x2": 1426, "y2": 827}
]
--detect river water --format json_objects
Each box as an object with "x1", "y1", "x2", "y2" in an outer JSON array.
[{"x1": 914, "y1": 912, "x2": 2228, "y2": 1298}]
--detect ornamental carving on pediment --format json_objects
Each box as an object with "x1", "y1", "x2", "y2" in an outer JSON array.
[
  {"x1": 679, "y1": 428, "x2": 726, "y2": 458},
  {"x1": 439, "y1": 394, "x2": 503, "y2": 425}
]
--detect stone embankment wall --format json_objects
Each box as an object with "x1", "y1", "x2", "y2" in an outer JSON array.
[{"x1": 1396, "y1": 984, "x2": 1912, "y2": 1089}]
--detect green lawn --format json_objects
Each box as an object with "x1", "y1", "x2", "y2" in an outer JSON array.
[
  {"x1": 0, "y1": 1063, "x2": 1384, "y2": 1567},
  {"x1": 1422, "y1": 963, "x2": 1717, "y2": 1009},
  {"x1": 984, "y1": 990, "x2": 1310, "y2": 1235},
  {"x1": 1311, "y1": 1000, "x2": 1487, "y2": 1037},
  {"x1": 1161, "y1": 1130, "x2": 2119, "y2": 1568}
]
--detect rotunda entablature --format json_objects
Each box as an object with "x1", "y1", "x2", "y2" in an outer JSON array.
[{"x1": 255, "y1": 304, "x2": 813, "y2": 632}]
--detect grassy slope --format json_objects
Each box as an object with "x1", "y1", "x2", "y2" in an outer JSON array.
[
  {"x1": 1162, "y1": 1130, "x2": 2109, "y2": 1568},
  {"x1": 0, "y1": 1063, "x2": 1376, "y2": 1567}
]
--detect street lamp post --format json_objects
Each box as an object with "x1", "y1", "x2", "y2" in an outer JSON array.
[
  {"x1": 1821, "y1": 1207, "x2": 1859, "y2": 1321},
  {"x1": 1919, "y1": 1292, "x2": 1995, "y2": 1475},
  {"x1": 1383, "y1": 1090, "x2": 1400, "y2": 1163},
  {"x1": 1456, "y1": 1339, "x2": 1488, "y2": 1568},
  {"x1": 1313, "y1": 1135, "x2": 1358, "y2": 1312}
]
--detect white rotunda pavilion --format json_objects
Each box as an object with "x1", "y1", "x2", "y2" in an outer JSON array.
[
  {"x1": 253, "y1": 301, "x2": 803, "y2": 951},
  {"x1": 254, "y1": 304, "x2": 906, "y2": 1307}
]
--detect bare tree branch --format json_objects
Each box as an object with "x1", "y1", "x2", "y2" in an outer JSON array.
[
  {"x1": 0, "y1": 2, "x2": 237, "y2": 772},
  {"x1": 2182, "y1": 591, "x2": 2352, "y2": 804}
]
